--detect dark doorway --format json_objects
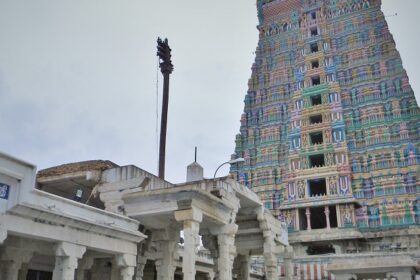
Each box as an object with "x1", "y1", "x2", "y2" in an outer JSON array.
[
  {"x1": 310, "y1": 206, "x2": 327, "y2": 229},
  {"x1": 329, "y1": 205, "x2": 338, "y2": 228},
  {"x1": 311, "y1": 94, "x2": 322, "y2": 105},
  {"x1": 27, "y1": 270, "x2": 52, "y2": 280},
  {"x1": 310, "y1": 114, "x2": 323, "y2": 124},
  {"x1": 312, "y1": 76, "x2": 321, "y2": 86},
  {"x1": 310, "y1": 27, "x2": 318, "y2": 36},
  {"x1": 309, "y1": 154, "x2": 325, "y2": 167},
  {"x1": 307, "y1": 244, "x2": 335, "y2": 255},
  {"x1": 310, "y1": 132, "x2": 324, "y2": 145},
  {"x1": 308, "y1": 178, "x2": 327, "y2": 196},
  {"x1": 143, "y1": 260, "x2": 157, "y2": 280},
  {"x1": 310, "y1": 43, "x2": 319, "y2": 53},
  {"x1": 299, "y1": 208, "x2": 308, "y2": 230}
]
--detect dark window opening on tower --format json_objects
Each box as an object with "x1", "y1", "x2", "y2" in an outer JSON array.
[
  {"x1": 312, "y1": 76, "x2": 321, "y2": 86},
  {"x1": 310, "y1": 114, "x2": 323, "y2": 124},
  {"x1": 310, "y1": 43, "x2": 319, "y2": 53},
  {"x1": 310, "y1": 27, "x2": 318, "y2": 36},
  {"x1": 311, "y1": 12, "x2": 317, "y2": 20},
  {"x1": 311, "y1": 94, "x2": 322, "y2": 105},
  {"x1": 310, "y1": 132, "x2": 323, "y2": 145},
  {"x1": 310, "y1": 206, "x2": 326, "y2": 228},
  {"x1": 299, "y1": 208, "x2": 308, "y2": 230},
  {"x1": 312, "y1": 60, "x2": 319, "y2": 69},
  {"x1": 329, "y1": 205, "x2": 338, "y2": 228},
  {"x1": 309, "y1": 154, "x2": 325, "y2": 167},
  {"x1": 308, "y1": 178, "x2": 326, "y2": 196},
  {"x1": 307, "y1": 244, "x2": 335, "y2": 255}
]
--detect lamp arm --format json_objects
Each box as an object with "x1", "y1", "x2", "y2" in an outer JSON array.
[{"x1": 213, "y1": 161, "x2": 229, "y2": 180}]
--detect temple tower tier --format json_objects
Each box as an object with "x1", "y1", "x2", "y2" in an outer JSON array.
[{"x1": 231, "y1": 0, "x2": 420, "y2": 278}]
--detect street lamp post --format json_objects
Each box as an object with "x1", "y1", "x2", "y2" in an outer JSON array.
[{"x1": 213, "y1": 158, "x2": 245, "y2": 180}]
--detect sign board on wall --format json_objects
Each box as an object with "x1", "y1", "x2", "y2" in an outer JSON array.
[{"x1": 0, "y1": 183, "x2": 10, "y2": 200}]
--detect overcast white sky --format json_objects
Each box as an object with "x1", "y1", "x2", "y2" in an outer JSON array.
[{"x1": 0, "y1": 0, "x2": 419, "y2": 183}]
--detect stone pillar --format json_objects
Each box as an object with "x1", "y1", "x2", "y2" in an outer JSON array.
[
  {"x1": 115, "y1": 254, "x2": 137, "y2": 280},
  {"x1": 306, "y1": 207, "x2": 311, "y2": 230},
  {"x1": 134, "y1": 239, "x2": 150, "y2": 280},
  {"x1": 216, "y1": 225, "x2": 237, "y2": 280},
  {"x1": 283, "y1": 246, "x2": 294, "y2": 280},
  {"x1": 0, "y1": 228, "x2": 7, "y2": 245},
  {"x1": 206, "y1": 272, "x2": 215, "y2": 280},
  {"x1": 295, "y1": 209, "x2": 300, "y2": 231},
  {"x1": 153, "y1": 229, "x2": 179, "y2": 280},
  {"x1": 53, "y1": 242, "x2": 86, "y2": 280},
  {"x1": 236, "y1": 254, "x2": 250, "y2": 280},
  {"x1": 262, "y1": 232, "x2": 278, "y2": 280},
  {"x1": 18, "y1": 263, "x2": 29, "y2": 280},
  {"x1": 155, "y1": 253, "x2": 176, "y2": 280},
  {"x1": 0, "y1": 246, "x2": 33, "y2": 280},
  {"x1": 336, "y1": 205, "x2": 342, "y2": 227},
  {"x1": 175, "y1": 208, "x2": 202, "y2": 280},
  {"x1": 135, "y1": 258, "x2": 147, "y2": 280},
  {"x1": 120, "y1": 266, "x2": 135, "y2": 280},
  {"x1": 110, "y1": 260, "x2": 120, "y2": 280},
  {"x1": 1, "y1": 261, "x2": 20, "y2": 280},
  {"x1": 76, "y1": 257, "x2": 94, "y2": 280},
  {"x1": 350, "y1": 204, "x2": 356, "y2": 226},
  {"x1": 264, "y1": 252, "x2": 278, "y2": 280},
  {"x1": 91, "y1": 258, "x2": 112, "y2": 280},
  {"x1": 325, "y1": 205, "x2": 331, "y2": 229},
  {"x1": 257, "y1": 208, "x2": 279, "y2": 280},
  {"x1": 202, "y1": 234, "x2": 219, "y2": 279}
]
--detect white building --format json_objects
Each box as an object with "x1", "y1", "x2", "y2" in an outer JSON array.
[
  {"x1": 0, "y1": 153, "x2": 145, "y2": 280},
  {"x1": 0, "y1": 153, "x2": 289, "y2": 280}
]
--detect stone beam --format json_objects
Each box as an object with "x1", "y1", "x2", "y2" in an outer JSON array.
[{"x1": 2, "y1": 213, "x2": 140, "y2": 255}]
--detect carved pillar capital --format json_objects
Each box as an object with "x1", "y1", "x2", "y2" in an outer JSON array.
[
  {"x1": 0, "y1": 246, "x2": 33, "y2": 280},
  {"x1": 152, "y1": 229, "x2": 179, "y2": 280},
  {"x1": 76, "y1": 257, "x2": 94, "y2": 280},
  {"x1": 53, "y1": 242, "x2": 86, "y2": 280},
  {"x1": 115, "y1": 254, "x2": 137, "y2": 280}
]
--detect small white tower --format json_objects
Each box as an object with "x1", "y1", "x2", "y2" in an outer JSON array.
[{"x1": 186, "y1": 147, "x2": 204, "y2": 182}]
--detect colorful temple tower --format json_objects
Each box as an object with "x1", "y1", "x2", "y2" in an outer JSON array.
[{"x1": 231, "y1": 0, "x2": 420, "y2": 278}]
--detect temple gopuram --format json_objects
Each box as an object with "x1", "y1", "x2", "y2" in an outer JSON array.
[{"x1": 231, "y1": 0, "x2": 420, "y2": 279}]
